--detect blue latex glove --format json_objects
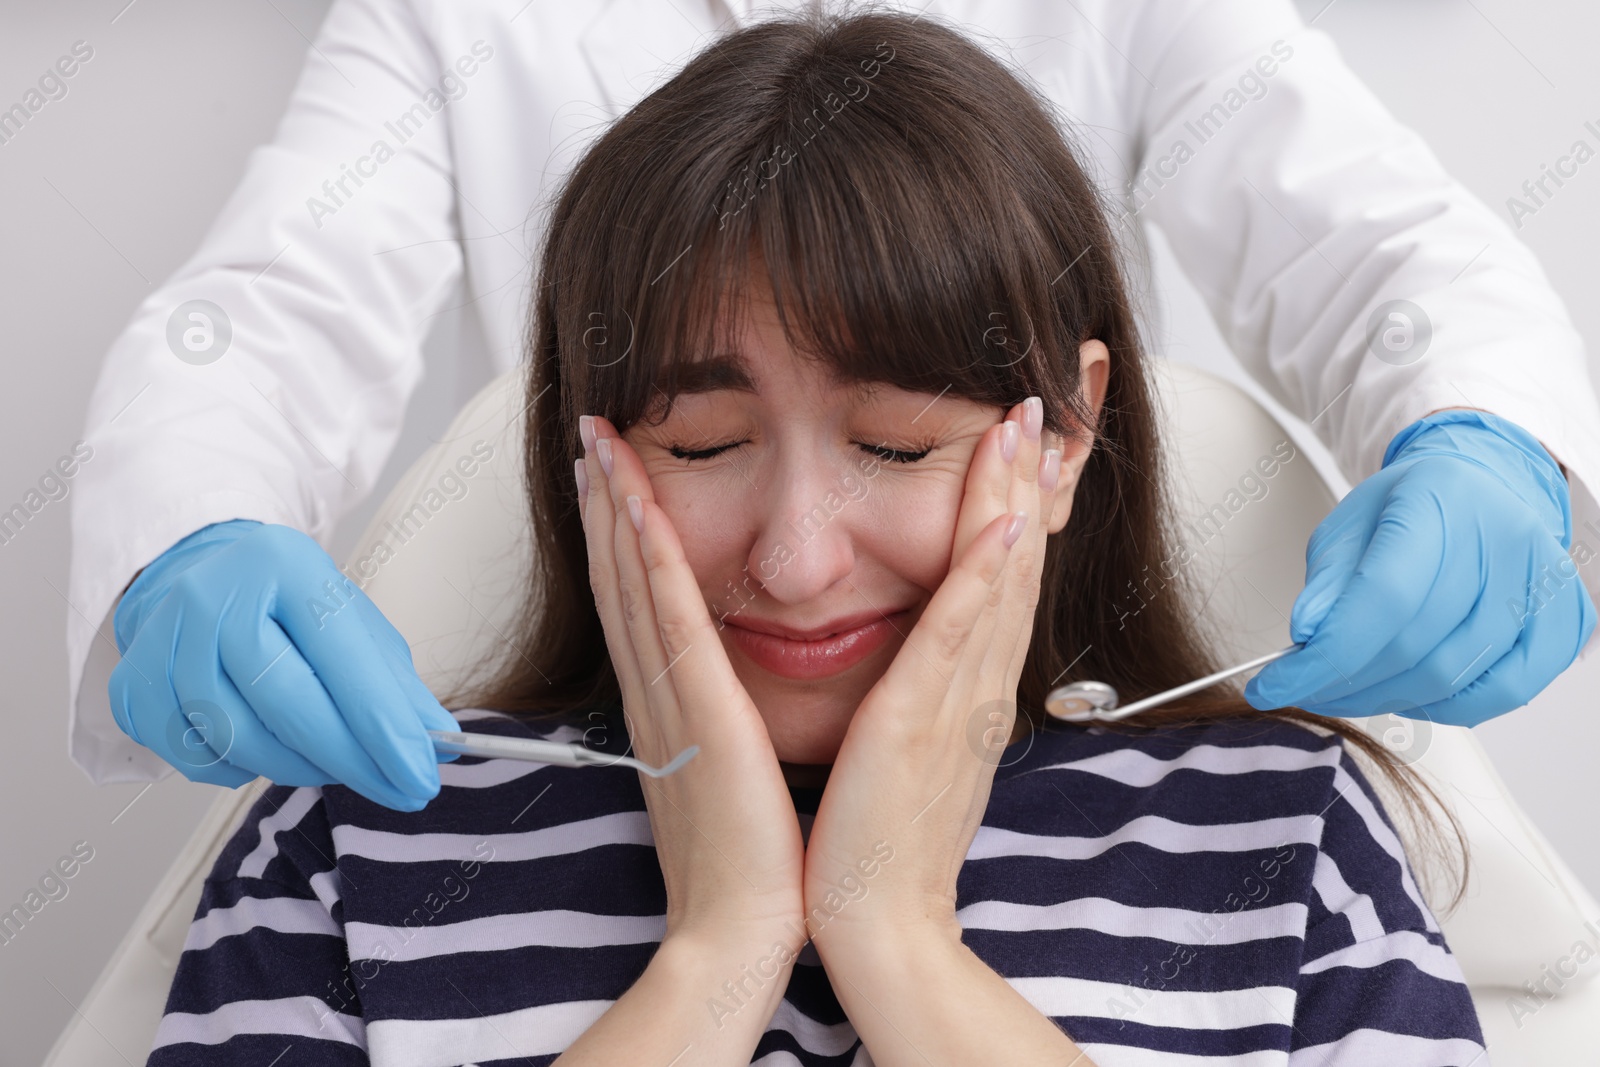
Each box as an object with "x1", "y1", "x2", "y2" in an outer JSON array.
[
  {"x1": 1246, "y1": 409, "x2": 1595, "y2": 726},
  {"x1": 110, "y1": 519, "x2": 459, "y2": 810}
]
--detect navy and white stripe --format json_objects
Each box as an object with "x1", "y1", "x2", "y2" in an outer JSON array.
[{"x1": 146, "y1": 708, "x2": 1487, "y2": 1066}]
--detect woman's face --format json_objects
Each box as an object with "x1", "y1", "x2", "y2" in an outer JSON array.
[{"x1": 621, "y1": 279, "x2": 1100, "y2": 774}]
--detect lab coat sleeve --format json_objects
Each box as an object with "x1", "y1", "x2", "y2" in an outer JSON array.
[
  {"x1": 1125, "y1": 0, "x2": 1600, "y2": 659},
  {"x1": 66, "y1": 0, "x2": 465, "y2": 784}
]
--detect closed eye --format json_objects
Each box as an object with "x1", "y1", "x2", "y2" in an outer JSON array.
[{"x1": 666, "y1": 440, "x2": 934, "y2": 464}]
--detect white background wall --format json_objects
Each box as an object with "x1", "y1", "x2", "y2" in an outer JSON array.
[{"x1": 0, "y1": 1, "x2": 1595, "y2": 1064}]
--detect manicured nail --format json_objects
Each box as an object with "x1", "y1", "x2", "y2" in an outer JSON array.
[
  {"x1": 1003, "y1": 510, "x2": 1028, "y2": 548},
  {"x1": 579, "y1": 415, "x2": 596, "y2": 453},
  {"x1": 574, "y1": 457, "x2": 588, "y2": 499},
  {"x1": 1023, "y1": 397, "x2": 1042, "y2": 441},
  {"x1": 596, "y1": 436, "x2": 614, "y2": 476},
  {"x1": 1000, "y1": 421, "x2": 1019, "y2": 463},
  {"x1": 627, "y1": 494, "x2": 644, "y2": 533},
  {"x1": 1040, "y1": 449, "x2": 1062, "y2": 492}
]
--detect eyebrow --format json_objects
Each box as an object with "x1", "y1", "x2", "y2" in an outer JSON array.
[
  {"x1": 654, "y1": 353, "x2": 757, "y2": 396},
  {"x1": 652, "y1": 352, "x2": 880, "y2": 400}
]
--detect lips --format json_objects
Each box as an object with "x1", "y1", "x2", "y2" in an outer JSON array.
[
  {"x1": 728, "y1": 608, "x2": 899, "y2": 642},
  {"x1": 724, "y1": 609, "x2": 910, "y2": 680}
]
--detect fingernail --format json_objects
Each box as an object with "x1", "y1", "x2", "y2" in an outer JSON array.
[
  {"x1": 1023, "y1": 397, "x2": 1042, "y2": 440},
  {"x1": 627, "y1": 494, "x2": 644, "y2": 533},
  {"x1": 1003, "y1": 510, "x2": 1028, "y2": 548},
  {"x1": 1040, "y1": 448, "x2": 1062, "y2": 491},
  {"x1": 574, "y1": 457, "x2": 589, "y2": 499},
  {"x1": 579, "y1": 415, "x2": 596, "y2": 453},
  {"x1": 596, "y1": 436, "x2": 614, "y2": 476},
  {"x1": 1001, "y1": 421, "x2": 1019, "y2": 463}
]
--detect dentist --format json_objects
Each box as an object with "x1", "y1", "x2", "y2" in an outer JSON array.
[{"x1": 71, "y1": 0, "x2": 1600, "y2": 809}]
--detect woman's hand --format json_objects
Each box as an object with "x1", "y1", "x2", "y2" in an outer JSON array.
[
  {"x1": 578, "y1": 415, "x2": 807, "y2": 954},
  {"x1": 802, "y1": 397, "x2": 1063, "y2": 953}
]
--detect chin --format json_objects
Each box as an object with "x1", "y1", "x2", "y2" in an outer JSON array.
[
  {"x1": 720, "y1": 625, "x2": 889, "y2": 765},
  {"x1": 748, "y1": 686, "x2": 858, "y2": 765}
]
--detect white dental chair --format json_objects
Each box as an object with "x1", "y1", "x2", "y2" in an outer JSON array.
[{"x1": 44, "y1": 361, "x2": 1600, "y2": 1066}]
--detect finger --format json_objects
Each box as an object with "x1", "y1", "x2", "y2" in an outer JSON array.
[
  {"x1": 579, "y1": 415, "x2": 657, "y2": 746},
  {"x1": 1301, "y1": 531, "x2": 1587, "y2": 719},
  {"x1": 211, "y1": 607, "x2": 433, "y2": 808},
  {"x1": 882, "y1": 508, "x2": 1026, "y2": 731},
  {"x1": 1250, "y1": 479, "x2": 1452, "y2": 707},
  {"x1": 631, "y1": 493, "x2": 769, "y2": 741},
  {"x1": 582, "y1": 415, "x2": 668, "y2": 758},
  {"x1": 1283, "y1": 473, "x2": 1395, "y2": 643},
  {"x1": 971, "y1": 401, "x2": 1042, "y2": 692},
  {"x1": 116, "y1": 589, "x2": 344, "y2": 792},
  {"x1": 108, "y1": 655, "x2": 257, "y2": 789},
  {"x1": 575, "y1": 456, "x2": 590, "y2": 531},
  {"x1": 1273, "y1": 489, "x2": 1484, "y2": 703},
  {"x1": 1420, "y1": 561, "x2": 1597, "y2": 726},
  {"x1": 1292, "y1": 597, "x2": 1514, "y2": 719},
  {"x1": 273, "y1": 571, "x2": 446, "y2": 801},
  {"x1": 354, "y1": 594, "x2": 462, "y2": 762},
  {"x1": 1001, "y1": 429, "x2": 1065, "y2": 692},
  {"x1": 951, "y1": 405, "x2": 1021, "y2": 569},
  {"x1": 599, "y1": 423, "x2": 679, "y2": 700},
  {"x1": 997, "y1": 397, "x2": 1045, "y2": 612},
  {"x1": 998, "y1": 396, "x2": 1047, "y2": 609},
  {"x1": 1280, "y1": 539, "x2": 1484, "y2": 709}
]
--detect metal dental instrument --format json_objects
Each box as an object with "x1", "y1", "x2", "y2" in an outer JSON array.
[
  {"x1": 1044, "y1": 643, "x2": 1305, "y2": 723},
  {"x1": 428, "y1": 729, "x2": 700, "y2": 777}
]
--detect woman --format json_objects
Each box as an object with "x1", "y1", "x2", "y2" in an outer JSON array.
[{"x1": 147, "y1": 8, "x2": 1484, "y2": 1066}]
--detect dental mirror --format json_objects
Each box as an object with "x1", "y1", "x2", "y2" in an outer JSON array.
[{"x1": 1045, "y1": 643, "x2": 1305, "y2": 723}]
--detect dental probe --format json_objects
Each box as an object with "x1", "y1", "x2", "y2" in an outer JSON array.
[{"x1": 428, "y1": 729, "x2": 699, "y2": 777}]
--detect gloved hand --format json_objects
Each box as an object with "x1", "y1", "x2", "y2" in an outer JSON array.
[
  {"x1": 1246, "y1": 409, "x2": 1595, "y2": 727},
  {"x1": 110, "y1": 519, "x2": 459, "y2": 810}
]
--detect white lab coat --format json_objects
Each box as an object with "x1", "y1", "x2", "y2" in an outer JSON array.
[{"x1": 67, "y1": 0, "x2": 1600, "y2": 784}]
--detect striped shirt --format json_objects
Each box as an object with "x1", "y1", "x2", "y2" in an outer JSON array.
[{"x1": 147, "y1": 706, "x2": 1488, "y2": 1066}]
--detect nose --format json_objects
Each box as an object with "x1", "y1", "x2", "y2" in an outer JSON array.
[{"x1": 745, "y1": 453, "x2": 863, "y2": 606}]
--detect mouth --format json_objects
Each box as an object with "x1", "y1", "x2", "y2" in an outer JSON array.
[{"x1": 723, "y1": 609, "x2": 911, "y2": 680}]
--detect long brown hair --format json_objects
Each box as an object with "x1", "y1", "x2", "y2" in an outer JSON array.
[{"x1": 456, "y1": 4, "x2": 1466, "y2": 910}]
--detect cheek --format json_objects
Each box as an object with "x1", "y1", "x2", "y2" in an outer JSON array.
[
  {"x1": 852, "y1": 474, "x2": 961, "y2": 587},
  {"x1": 647, "y1": 478, "x2": 748, "y2": 599}
]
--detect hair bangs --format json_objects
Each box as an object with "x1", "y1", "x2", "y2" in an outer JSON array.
[{"x1": 561, "y1": 16, "x2": 1089, "y2": 441}]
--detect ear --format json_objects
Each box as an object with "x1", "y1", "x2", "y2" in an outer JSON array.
[{"x1": 1047, "y1": 338, "x2": 1110, "y2": 535}]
